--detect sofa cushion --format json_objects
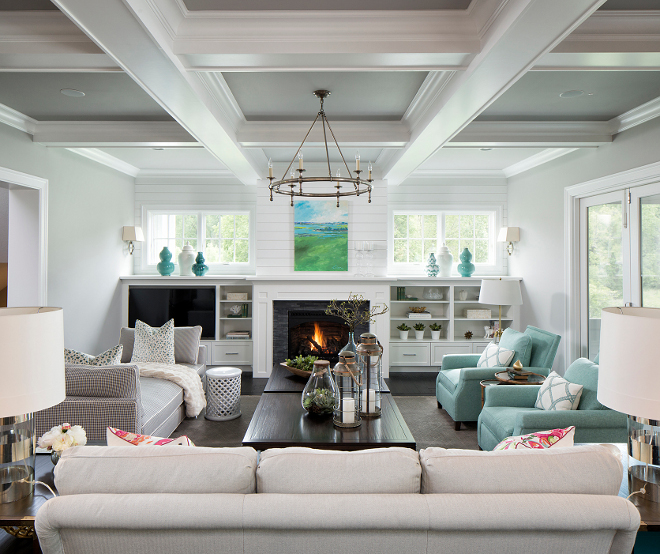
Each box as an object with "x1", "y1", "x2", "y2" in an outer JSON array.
[
  {"x1": 256, "y1": 447, "x2": 421, "y2": 494},
  {"x1": 55, "y1": 445, "x2": 258, "y2": 495},
  {"x1": 477, "y1": 341, "x2": 515, "y2": 368},
  {"x1": 564, "y1": 357, "x2": 605, "y2": 410},
  {"x1": 131, "y1": 319, "x2": 176, "y2": 364},
  {"x1": 419, "y1": 445, "x2": 622, "y2": 495},
  {"x1": 64, "y1": 345, "x2": 123, "y2": 366},
  {"x1": 437, "y1": 368, "x2": 461, "y2": 393},
  {"x1": 499, "y1": 328, "x2": 532, "y2": 367},
  {"x1": 494, "y1": 426, "x2": 575, "y2": 450},
  {"x1": 120, "y1": 326, "x2": 202, "y2": 365},
  {"x1": 535, "y1": 371, "x2": 583, "y2": 410},
  {"x1": 139, "y1": 377, "x2": 183, "y2": 436}
]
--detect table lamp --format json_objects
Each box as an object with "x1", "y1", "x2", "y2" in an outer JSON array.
[
  {"x1": 598, "y1": 306, "x2": 660, "y2": 504},
  {"x1": 478, "y1": 278, "x2": 522, "y2": 341},
  {"x1": 0, "y1": 307, "x2": 65, "y2": 503}
]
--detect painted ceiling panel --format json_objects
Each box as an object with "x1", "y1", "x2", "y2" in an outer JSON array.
[
  {"x1": 419, "y1": 148, "x2": 548, "y2": 170},
  {"x1": 183, "y1": 0, "x2": 472, "y2": 10}
]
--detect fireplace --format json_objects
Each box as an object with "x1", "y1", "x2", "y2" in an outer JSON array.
[{"x1": 273, "y1": 300, "x2": 369, "y2": 366}]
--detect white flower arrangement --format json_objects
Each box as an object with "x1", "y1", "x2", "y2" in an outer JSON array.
[{"x1": 38, "y1": 423, "x2": 87, "y2": 452}]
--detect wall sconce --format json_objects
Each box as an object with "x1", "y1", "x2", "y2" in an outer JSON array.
[
  {"x1": 122, "y1": 226, "x2": 144, "y2": 255},
  {"x1": 498, "y1": 227, "x2": 519, "y2": 256}
]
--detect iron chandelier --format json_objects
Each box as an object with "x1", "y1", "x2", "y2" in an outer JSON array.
[{"x1": 268, "y1": 90, "x2": 373, "y2": 207}]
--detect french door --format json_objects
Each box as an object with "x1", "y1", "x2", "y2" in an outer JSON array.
[{"x1": 580, "y1": 183, "x2": 660, "y2": 359}]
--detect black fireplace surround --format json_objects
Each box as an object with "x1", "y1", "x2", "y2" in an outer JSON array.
[{"x1": 273, "y1": 300, "x2": 369, "y2": 366}]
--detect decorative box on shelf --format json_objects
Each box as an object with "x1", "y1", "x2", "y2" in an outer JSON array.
[
  {"x1": 466, "y1": 309, "x2": 491, "y2": 319},
  {"x1": 227, "y1": 292, "x2": 248, "y2": 301}
]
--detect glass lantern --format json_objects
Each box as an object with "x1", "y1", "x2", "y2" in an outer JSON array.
[
  {"x1": 332, "y1": 351, "x2": 361, "y2": 429},
  {"x1": 356, "y1": 333, "x2": 383, "y2": 418},
  {"x1": 301, "y1": 360, "x2": 338, "y2": 417}
]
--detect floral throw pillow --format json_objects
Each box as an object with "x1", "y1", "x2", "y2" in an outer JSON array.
[
  {"x1": 65, "y1": 344, "x2": 123, "y2": 366},
  {"x1": 476, "y1": 341, "x2": 515, "y2": 369},
  {"x1": 106, "y1": 427, "x2": 194, "y2": 447},
  {"x1": 131, "y1": 319, "x2": 175, "y2": 364},
  {"x1": 494, "y1": 426, "x2": 575, "y2": 450}
]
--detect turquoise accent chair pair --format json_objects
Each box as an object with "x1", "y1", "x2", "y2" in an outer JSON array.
[
  {"x1": 436, "y1": 326, "x2": 561, "y2": 430},
  {"x1": 477, "y1": 357, "x2": 628, "y2": 450}
]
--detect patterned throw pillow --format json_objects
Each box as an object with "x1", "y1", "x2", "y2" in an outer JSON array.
[
  {"x1": 494, "y1": 426, "x2": 575, "y2": 450},
  {"x1": 476, "y1": 341, "x2": 515, "y2": 368},
  {"x1": 65, "y1": 344, "x2": 123, "y2": 366},
  {"x1": 535, "y1": 371, "x2": 584, "y2": 410},
  {"x1": 131, "y1": 319, "x2": 175, "y2": 364},
  {"x1": 106, "y1": 427, "x2": 194, "y2": 447}
]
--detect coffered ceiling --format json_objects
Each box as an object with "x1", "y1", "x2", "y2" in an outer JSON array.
[{"x1": 0, "y1": 0, "x2": 659, "y2": 184}]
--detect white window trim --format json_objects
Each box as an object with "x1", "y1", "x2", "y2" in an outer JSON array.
[
  {"x1": 387, "y1": 203, "x2": 506, "y2": 276},
  {"x1": 136, "y1": 204, "x2": 256, "y2": 275}
]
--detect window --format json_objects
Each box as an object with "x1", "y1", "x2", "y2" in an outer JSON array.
[
  {"x1": 392, "y1": 210, "x2": 497, "y2": 269},
  {"x1": 147, "y1": 210, "x2": 250, "y2": 266}
]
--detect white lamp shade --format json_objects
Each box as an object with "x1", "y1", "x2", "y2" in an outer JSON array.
[
  {"x1": 479, "y1": 278, "x2": 523, "y2": 306},
  {"x1": 122, "y1": 226, "x2": 144, "y2": 242},
  {"x1": 0, "y1": 307, "x2": 66, "y2": 417},
  {"x1": 598, "y1": 306, "x2": 660, "y2": 421},
  {"x1": 498, "y1": 227, "x2": 520, "y2": 243}
]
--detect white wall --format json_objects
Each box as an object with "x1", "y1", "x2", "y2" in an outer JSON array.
[
  {"x1": 508, "y1": 117, "x2": 660, "y2": 373},
  {"x1": 0, "y1": 124, "x2": 134, "y2": 353},
  {"x1": 0, "y1": 187, "x2": 7, "y2": 263}
]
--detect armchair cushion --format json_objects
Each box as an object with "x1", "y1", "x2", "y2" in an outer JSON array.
[
  {"x1": 437, "y1": 369, "x2": 461, "y2": 393},
  {"x1": 525, "y1": 326, "x2": 562, "y2": 369},
  {"x1": 476, "y1": 341, "x2": 515, "y2": 368},
  {"x1": 499, "y1": 328, "x2": 532, "y2": 367},
  {"x1": 439, "y1": 353, "x2": 480, "y2": 371},
  {"x1": 563, "y1": 358, "x2": 605, "y2": 410}
]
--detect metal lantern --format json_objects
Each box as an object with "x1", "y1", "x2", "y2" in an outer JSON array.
[
  {"x1": 332, "y1": 351, "x2": 361, "y2": 429},
  {"x1": 356, "y1": 332, "x2": 383, "y2": 418}
]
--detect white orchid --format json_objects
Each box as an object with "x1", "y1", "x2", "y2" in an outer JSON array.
[{"x1": 38, "y1": 423, "x2": 87, "y2": 451}]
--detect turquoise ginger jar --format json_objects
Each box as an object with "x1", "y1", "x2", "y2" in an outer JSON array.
[
  {"x1": 457, "y1": 248, "x2": 475, "y2": 277},
  {"x1": 426, "y1": 253, "x2": 440, "y2": 277},
  {"x1": 192, "y1": 252, "x2": 209, "y2": 276},
  {"x1": 156, "y1": 246, "x2": 175, "y2": 276}
]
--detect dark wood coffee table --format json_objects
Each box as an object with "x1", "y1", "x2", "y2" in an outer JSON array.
[
  {"x1": 265, "y1": 362, "x2": 390, "y2": 393},
  {"x1": 242, "y1": 393, "x2": 415, "y2": 451}
]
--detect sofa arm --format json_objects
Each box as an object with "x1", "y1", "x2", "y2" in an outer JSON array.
[
  {"x1": 197, "y1": 344, "x2": 207, "y2": 366},
  {"x1": 441, "y1": 354, "x2": 480, "y2": 371},
  {"x1": 483, "y1": 385, "x2": 541, "y2": 408},
  {"x1": 64, "y1": 364, "x2": 141, "y2": 399},
  {"x1": 517, "y1": 409, "x2": 628, "y2": 431}
]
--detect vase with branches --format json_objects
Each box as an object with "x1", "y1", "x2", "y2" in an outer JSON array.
[{"x1": 326, "y1": 293, "x2": 389, "y2": 353}]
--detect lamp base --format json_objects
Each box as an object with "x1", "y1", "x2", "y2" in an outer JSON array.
[
  {"x1": 0, "y1": 414, "x2": 35, "y2": 504},
  {"x1": 628, "y1": 415, "x2": 660, "y2": 504}
]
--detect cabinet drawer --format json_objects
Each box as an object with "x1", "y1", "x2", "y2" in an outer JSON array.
[
  {"x1": 212, "y1": 342, "x2": 252, "y2": 365},
  {"x1": 390, "y1": 343, "x2": 430, "y2": 366},
  {"x1": 431, "y1": 345, "x2": 472, "y2": 366}
]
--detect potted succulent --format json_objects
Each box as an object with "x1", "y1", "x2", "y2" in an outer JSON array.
[
  {"x1": 429, "y1": 322, "x2": 442, "y2": 340},
  {"x1": 413, "y1": 322, "x2": 425, "y2": 339},
  {"x1": 397, "y1": 323, "x2": 411, "y2": 340}
]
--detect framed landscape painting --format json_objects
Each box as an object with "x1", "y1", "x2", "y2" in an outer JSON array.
[{"x1": 294, "y1": 200, "x2": 348, "y2": 271}]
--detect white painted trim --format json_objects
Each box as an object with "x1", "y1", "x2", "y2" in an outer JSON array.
[
  {"x1": 0, "y1": 103, "x2": 37, "y2": 135},
  {"x1": 409, "y1": 169, "x2": 504, "y2": 179},
  {"x1": 610, "y1": 95, "x2": 660, "y2": 135},
  {"x1": 402, "y1": 71, "x2": 457, "y2": 131},
  {"x1": 135, "y1": 169, "x2": 236, "y2": 184},
  {"x1": 195, "y1": 72, "x2": 245, "y2": 134},
  {"x1": 503, "y1": 148, "x2": 578, "y2": 178},
  {"x1": 67, "y1": 148, "x2": 140, "y2": 177},
  {"x1": 0, "y1": 166, "x2": 48, "y2": 305}
]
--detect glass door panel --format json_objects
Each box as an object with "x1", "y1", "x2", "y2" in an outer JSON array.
[{"x1": 631, "y1": 184, "x2": 660, "y2": 308}]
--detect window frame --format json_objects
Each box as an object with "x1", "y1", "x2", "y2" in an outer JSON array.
[
  {"x1": 388, "y1": 204, "x2": 505, "y2": 276},
  {"x1": 138, "y1": 204, "x2": 256, "y2": 275}
]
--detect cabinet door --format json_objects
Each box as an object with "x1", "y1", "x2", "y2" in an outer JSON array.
[
  {"x1": 390, "y1": 343, "x2": 430, "y2": 366},
  {"x1": 430, "y1": 344, "x2": 471, "y2": 366}
]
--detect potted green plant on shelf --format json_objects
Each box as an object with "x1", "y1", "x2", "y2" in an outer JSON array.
[
  {"x1": 397, "y1": 323, "x2": 411, "y2": 340},
  {"x1": 429, "y1": 322, "x2": 442, "y2": 340},
  {"x1": 413, "y1": 322, "x2": 425, "y2": 339}
]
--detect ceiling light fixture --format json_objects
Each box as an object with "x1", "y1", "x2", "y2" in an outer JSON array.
[
  {"x1": 559, "y1": 90, "x2": 584, "y2": 99},
  {"x1": 60, "y1": 88, "x2": 85, "y2": 98},
  {"x1": 268, "y1": 90, "x2": 373, "y2": 207}
]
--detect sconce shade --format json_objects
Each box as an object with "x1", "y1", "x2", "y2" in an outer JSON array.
[
  {"x1": 0, "y1": 307, "x2": 66, "y2": 418},
  {"x1": 498, "y1": 227, "x2": 520, "y2": 243},
  {"x1": 122, "y1": 226, "x2": 144, "y2": 242},
  {"x1": 598, "y1": 307, "x2": 660, "y2": 420},
  {"x1": 479, "y1": 278, "x2": 523, "y2": 306}
]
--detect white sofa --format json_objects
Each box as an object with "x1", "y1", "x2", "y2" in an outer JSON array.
[{"x1": 35, "y1": 445, "x2": 640, "y2": 554}]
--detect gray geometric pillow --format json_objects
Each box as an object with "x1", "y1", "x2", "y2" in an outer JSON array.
[
  {"x1": 535, "y1": 371, "x2": 584, "y2": 411},
  {"x1": 131, "y1": 319, "x2": 175, "y2": 365},
  {"x1": 64, "y1": 344, "x2": 123, "y2": 366}
]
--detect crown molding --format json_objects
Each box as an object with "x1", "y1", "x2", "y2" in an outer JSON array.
[
  {"x1": 135, "y1": 169, "x2": 237, "y2": 185},
  {"x1": 502, "y1": 148, "x2": 578, "y2": 178},
  {"x1": 0, "y1": 103, "x2": 37, "y2": 135},
  {"x1": 67, "y1": 148, "x2": 140, "y2": 177},
  {"x1": 610, "y1": 94, "x2": 660, "y2": 135},
  {"x1": 403, "y1": 71, "x2": 457, "y2": 131},
  {"x1": 195, "y1": 72, "x2": 245, "y2": 134},
  {"x1": 409, "y1": 169, "x2": 504, "y2": 179}
]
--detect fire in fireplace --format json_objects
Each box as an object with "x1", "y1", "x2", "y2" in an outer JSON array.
[{"x1": 288, "y1": 317, "x2": 349, "y2": 362}]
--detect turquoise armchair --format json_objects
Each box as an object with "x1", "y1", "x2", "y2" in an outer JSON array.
[
  {"x1": 436, "y1": 326, "x2": 561, "y2": 430},
  {"x1": 477, "y1": 357, "x2": 628, "y2": 450}
]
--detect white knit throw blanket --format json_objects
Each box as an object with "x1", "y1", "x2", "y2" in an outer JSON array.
[{"x1": 135, "y1": 362, "x2": 206, "y2": 417}]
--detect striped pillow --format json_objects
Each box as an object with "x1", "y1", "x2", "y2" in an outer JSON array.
[
  {"x1": 131, "y1": 319, "x2": 175, "y2": 365},
  {"x1": 65, "y1": 345, "x2": 123, "y2": 366},
  {"x1": 174, "y1": 326, "x2": 202, "y2": 364}
]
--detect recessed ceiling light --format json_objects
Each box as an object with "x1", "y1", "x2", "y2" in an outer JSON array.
[
  {"x1": 60, "y1": 88, "x2": 85, "y2": 98},
  {"x1": 559, "y1": 90, "x2": 584, "y2": 99},
  {"x1": 153, "y1": 148, "x2": 165, "y2": 151},
  {"x1": 480, "y1": 148, "x2": 492, "y2": 151}
]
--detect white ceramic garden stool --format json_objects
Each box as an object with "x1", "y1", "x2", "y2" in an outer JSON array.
[{"x1": 205, "y1": 367, "x2": 242, "y2": 421}]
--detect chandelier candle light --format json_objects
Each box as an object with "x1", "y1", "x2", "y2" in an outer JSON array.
[{"x1": 268, "y1": 90, "x2": 374, "y2": 207}]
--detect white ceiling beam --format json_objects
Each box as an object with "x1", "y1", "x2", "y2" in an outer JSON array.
[
  {"x1": 51, "y1": 0, "x2": 262, "y2": 186},
  {"x1": 382, "y1": 0, "x2": 608, "y2": 186},
  {"x1": 67, "y1": 148, "x2": 140, "y2": 177}
]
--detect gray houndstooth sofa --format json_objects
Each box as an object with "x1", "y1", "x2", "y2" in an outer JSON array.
[
  {"x1": 35, "y1": 444, "x2": 639, "y2": 554},
  {"x1": 35, "y1": 327, "x2": 206, "y2": 442}
]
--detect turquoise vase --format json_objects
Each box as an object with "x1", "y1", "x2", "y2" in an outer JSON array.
[
  {"x1": 192, "y1": 252, "x2": 209, "y2": 276},
  {"x1": 156, "y1": 247, "x2": 175, "y2": 276},
  {"x1": 457, "y1": 248, "x2": 475, "y2": 277},
  {"x1": 426, "y1": 253, "x2": 440, "y2": 277}
]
